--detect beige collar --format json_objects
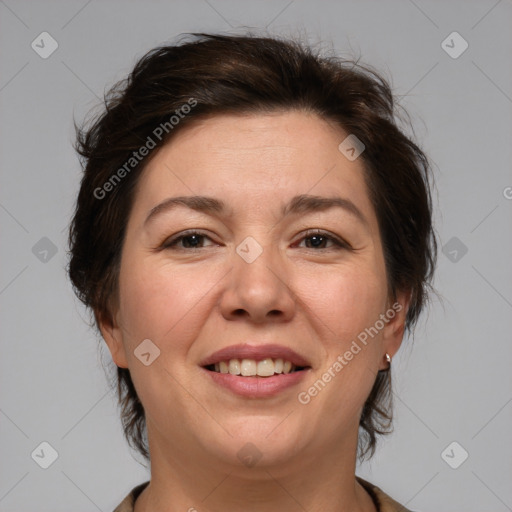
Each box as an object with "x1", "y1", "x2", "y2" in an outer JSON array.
[{"x1": 113, "y1": 477, "x2": 414, "y2": 512}]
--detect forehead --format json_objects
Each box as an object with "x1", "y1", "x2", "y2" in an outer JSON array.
[{"x1": 130, "y1": 111, "x2": 376, "y2": 224}]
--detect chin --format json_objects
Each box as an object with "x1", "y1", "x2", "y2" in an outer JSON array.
[{"x1": 201, "y1": 417, "x2": 306, "y2": 468}]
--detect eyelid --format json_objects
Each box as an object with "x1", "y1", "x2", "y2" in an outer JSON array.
[
  {"x1": 294, "y1": 229, "x2": 352, "y2": 250},
  {"x1": 160, "y1": 229, "x2": 218, "y2": 249}
]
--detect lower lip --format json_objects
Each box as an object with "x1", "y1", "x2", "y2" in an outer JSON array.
[{"x1": 202, "y1": 368, "x2": 309, "y2": 398}]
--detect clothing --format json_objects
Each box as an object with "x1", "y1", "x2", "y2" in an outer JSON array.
[{"x1": 112, "y1": 476, "x2": 414, "y2": 512}]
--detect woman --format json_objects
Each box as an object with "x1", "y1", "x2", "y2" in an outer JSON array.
[{"x1": 68, "y1": 33, "x2": 436, "y2": 512}]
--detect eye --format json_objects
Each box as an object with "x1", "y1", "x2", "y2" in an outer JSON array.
[
  {"x1": 162, "y1": 230, "x2": 217, "y2": 250},
  {"x1": 295, "y1": 229, "x2": 351, "y2": 250},
  {"x1": 160, "y1": 229, "x2": 350, "y2": 251}
]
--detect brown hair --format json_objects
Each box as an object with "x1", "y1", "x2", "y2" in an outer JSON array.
[{"x1": 68, "y1": 32, "x2": 437, "y2": 462}]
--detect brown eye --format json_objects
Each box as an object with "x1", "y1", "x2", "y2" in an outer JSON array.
[
  {"x1": 296, "y1": 230, "x2": 351, "y2": 250},
  {"x1": 163, "y1": 231, "x2": 216, "y2": 250},
  {"x1": 304, "y1": 234, "x2": 332, "y2": 249}
]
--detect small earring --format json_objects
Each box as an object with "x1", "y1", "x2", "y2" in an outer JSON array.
[{"x1": 379, "y1": 353, "x2": 391, "y2": 373}]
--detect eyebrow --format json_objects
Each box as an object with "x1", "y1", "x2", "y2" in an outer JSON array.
[{"x1": 144, "y1": 194, "x2": 368, "y2": 227}]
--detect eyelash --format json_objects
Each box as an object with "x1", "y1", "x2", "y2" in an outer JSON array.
[{"x1": 161, "y1": 229, "x2": 351, "y2": 251}]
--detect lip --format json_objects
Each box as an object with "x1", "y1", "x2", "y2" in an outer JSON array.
[
  {"x1": 201, "y1": 366, "x2": 310, "y2": 398},
  {"x1": 199, "y1": 343, "x2": 311, "y2": 367},
  {"x1": 199, "y1": 343, "x2": 312, "y2": 399}
]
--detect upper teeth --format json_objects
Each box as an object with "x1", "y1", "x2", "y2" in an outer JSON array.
[{"x1": 213, "y1": 358, "x2": 296, "y2": 377}]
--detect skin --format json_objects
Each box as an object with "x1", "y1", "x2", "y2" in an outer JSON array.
[{"x1": 100, "y1": 111, "x2": 409, "y2": 512}]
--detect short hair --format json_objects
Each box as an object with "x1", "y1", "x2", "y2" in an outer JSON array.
[{"x1": 68, "y1": 32, "x2": 437, "y2": 462}]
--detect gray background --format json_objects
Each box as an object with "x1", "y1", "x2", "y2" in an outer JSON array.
[{"x1": 1, "y1": 1, "x2": 511, "y2": 511}]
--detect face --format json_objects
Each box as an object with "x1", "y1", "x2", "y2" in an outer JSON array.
[{"x1": 101, "y1": 111, "x2": 408, "y2": 471}]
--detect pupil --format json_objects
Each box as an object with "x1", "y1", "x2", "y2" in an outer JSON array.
[
  {"x1": 184, "y1": 235, "x2": 201, "y2": 248},
  {"x1": 308, "y1": 235, "x2": 324, "y2": 248}
]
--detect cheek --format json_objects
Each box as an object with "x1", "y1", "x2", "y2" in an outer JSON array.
[
  {"x1": 293, "y1": 262, "x2": 387, "y2": 416},
  {"x1": 295, "y1": 261, "x2": 387, "y2": 344},
  {"x1": 116, "y1": 254, "x2": 222, "y2": 348}
]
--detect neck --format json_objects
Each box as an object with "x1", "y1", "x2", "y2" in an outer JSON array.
[{"x1": 134, "y1": 423, "x2": 376, "y2": 512}]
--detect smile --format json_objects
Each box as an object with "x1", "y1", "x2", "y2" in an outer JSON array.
[
  {"x1": 199, "y1": 343, "x2": 312, "y2": 397},
  {"x1": 205, "y1": 358, "x2": 305, "y2": 377}
]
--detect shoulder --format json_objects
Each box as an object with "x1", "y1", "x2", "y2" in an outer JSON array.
[
  {"x1": 112, "y1": 481, "x2": 149, "y2": 512},
  {"x1": 356, "y1": 476, "x2": 416, "y2": 512}
]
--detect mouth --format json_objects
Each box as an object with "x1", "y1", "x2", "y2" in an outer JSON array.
[
  {"x1": 203, "y1": 358, "x2": 309, "y2": 377},
  {"x1": 199, "y1": 344, "x2": 311, "y2": 398}
]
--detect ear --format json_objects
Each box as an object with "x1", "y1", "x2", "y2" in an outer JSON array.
[
  {"x1": 96, "y1": 307, "x2": 129, "y2": 369},
  {"x1": 380, "y1": 290, "x2": 412, "y2": 370}
]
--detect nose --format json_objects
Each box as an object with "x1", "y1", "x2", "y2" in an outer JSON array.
[{"x1": 219, "y1": 241, "x2": 296, "y2": 324}]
